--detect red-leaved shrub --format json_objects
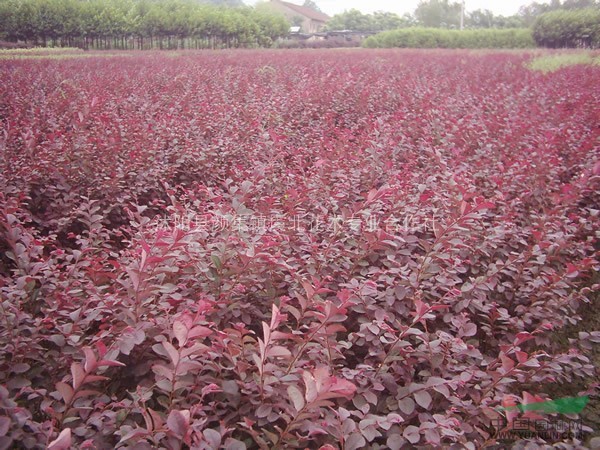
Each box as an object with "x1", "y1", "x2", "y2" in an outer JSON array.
[{"x1": 0, "y1": 49, "x2": 598, "y2": 449}]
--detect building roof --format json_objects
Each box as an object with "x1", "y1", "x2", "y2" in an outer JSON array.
[{"x1": 273, "y1": 0, "x2": 330, "y2": 23}]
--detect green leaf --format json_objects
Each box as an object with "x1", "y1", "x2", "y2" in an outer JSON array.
[{"x1": 211, "y1": 255, "x2": 222, "y2": 270}]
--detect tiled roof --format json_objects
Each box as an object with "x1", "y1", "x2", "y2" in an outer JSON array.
[{"x1": 274, "y1": 0, "x2": 330, "y2": 22}]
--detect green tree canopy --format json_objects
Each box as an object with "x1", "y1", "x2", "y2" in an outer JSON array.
[
  {"x1": 302, "y1": 0, "x2": 322, "y2": 13},
  {"x1": 533, "y1": 7, "x2": 600, "y2": 47},
  {"x1": 414, "y1": 0, "x2": 462, "y2": 28},
  {"x1": 200, "y1": 0, "x2": 245, "y2": 7},
  {"x1": 0, "y1": 0, "x2": 290, "y2": 49},
  {"x1": 326, "y1": 9, "x2": 413, "y2": 32}
]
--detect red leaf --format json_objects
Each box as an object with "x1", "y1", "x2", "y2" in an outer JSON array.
[
  {"x1": 301, "y1": 279, "x2": 315, "y2": 300},
  {"x1": 302, "y1": 370, "x2": 318, "y2": 403},
  {"x1": 502, "y1": 395, "x2": 519, "y2": 423},
  {"x1": 55, "y1": 382, "x2": 74, "y2": 404},
  {"x1": 365, "y1": 188, "x2": 377, "y2": 203},
  {"x1": 337, "y1": 289, "x2": 352, "y2": 302},
  {"x1": 500, "y1": 353, "x2": 515, "y2": 372},
  {"x1": 419, "y1": 191, "x2": 434, "y2": 203},
  {"x1": 81, "y1": 375, "x2": 108, "y2": 384},
  {"x1": 328, "y1": 376, "x2": 356, "y2": 399},
  {"x1": 173, "y1": 320, "x2": 189, "y2": 347},
  {"x1": 288, "y1": 385, "x2": 305, "y2": 412},
  {"x1": 403, "y1": 425, "x2": 420, "y2": 444},
  {"x1": 522, "y1": 391, "x2": 545, "y2": 405},
  {"x1": 97, "y1": 359, "x2": 126, "y2": 368},
  {"x1": 515, "y1": 351, "x2": 528, "y2": 364},
  {"x1": 474, "y1": 201, "x2": 495, "y2": 211},
  {"x1": 118, "y1": 427, "x2": 149, "y2": 445},
  {"x1": 48, "y1": 429, "x2": 71, "y2": 450},
  {"x1": 95, "y1": 341, "x2": 107, "y2": 358},
  {"x1": 565, "y1": 263, "x2": 578, "y2": 275},
  {"x1": 514, "y1": 332, "x2": 534, "y2": 346},
  {"x1": 399, "y1": 397, "x2": 416, "y2": 415},
  {"x1": 270, "y1": 303, "x2": 284, "y2": 329},
  {"x1": 203, "y1": 429, "x2": 222, "y2": 448},
  {"x1": 83, "y1": 347, "x2": 97, "y2": 372},
  {"x1": 162, "y1": 342, "x2": 180, "y2": 366},
  {"x1": 166, "y1": 409, "x2": 190, "y2": 438},
  {"x1": 71, "y1": 363, "x2": 85, "y2": 390},
  {"x1": 414, "y1": 390, "x2": 432, "y2": 409},
  {"x1": 345, "y1": 433, "x2": 366, "y2": 450},
  {"x1": 266, "y1": 345, "x2": 291, "y2": 358},
  {"x1": 460, "y1": 201, "x2": 470, "y2": 215},
  {"x1": 0, "y1": 416, "x2": 9, "y2": 436},
  {"x1": 73, "y1": 389, "x2": 101, "y2": 400},
  {"x1": 187, "y1": 325, "x2": 212, "y2": 339},
  {"x1": 148, "y1": 408, "x2": 164, "y2": 431}
]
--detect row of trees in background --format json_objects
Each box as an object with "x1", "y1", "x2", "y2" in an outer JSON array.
[
  {"x1": 345, "y1": 0, "x2": 600, "y2": 49},
  {"x1": 325, "y1": 10, "x2": 415, "y2": 33},
  {"x1": 363, "y1": 28, "x2": 535, "y2": 49},
  {"x1": 0, "y1": 0, "x2": 599, "y2": 49},
  {"x1": 533, "y1": 8, "x2": 600, "y2": 47},
  {"x1": 0, "y1": 0, "x2": 290, "y2": 49},
  {"x1": 327, "y1": 0, "x2": 599, "y2": 32},
  {"x1": 325, "y1": 8, "x2": 525, "y2": 32}
]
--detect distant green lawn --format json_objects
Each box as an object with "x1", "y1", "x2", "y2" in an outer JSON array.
[{"x1": 528, "y1": 52, "x2": 600, "y2": 73}]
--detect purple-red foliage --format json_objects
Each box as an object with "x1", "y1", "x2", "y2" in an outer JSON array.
[{"x1": 0, "y1": 49, "x2": 598, "y2": 449}]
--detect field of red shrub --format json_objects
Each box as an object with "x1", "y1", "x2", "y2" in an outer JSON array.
[{"x1": 0, "y1": 49, "x2": 599, "y2": 449}]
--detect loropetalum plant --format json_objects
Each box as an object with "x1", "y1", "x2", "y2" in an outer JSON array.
[{"x1": 0, "y1": 49, "x2": 598, "y2": 449}]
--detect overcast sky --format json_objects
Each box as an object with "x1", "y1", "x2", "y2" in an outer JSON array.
[{"x1": 250, "y1": 0, "x2": 549, "y2": 17}]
